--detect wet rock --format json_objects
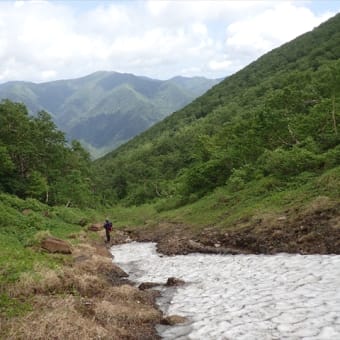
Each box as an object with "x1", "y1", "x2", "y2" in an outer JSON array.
[
  {"x1": 138, "y1": 282, "x2": 160, "y2": 290},
  {"x1": 161, "y1": 315, "x2": 188, "y2": 325},
  {"x1": 41, "y1": 237, "x2": 72, "y2": 254},
  {"x1": 166, "y1": 277, "x2": 185, "y2": 286},
  {"x1": 88, "y1": 223, "x2": 102, "y2": 232}
]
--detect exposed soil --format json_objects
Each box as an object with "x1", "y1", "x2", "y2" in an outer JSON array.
[{"x1": 115, "y1": 197, "x2": 340, "y2": 256}]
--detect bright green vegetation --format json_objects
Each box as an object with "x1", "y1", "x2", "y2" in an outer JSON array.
[
  {"x1": 0, "y1": 193, "x2": 101, "y2": 283},
  {"x1": 0, "y1": 100, "x2": 96, "y2": 207},
  {"x1": 95, "y1": 14, "x2": 340, "y2": 210},
  {"x1": 0, "y1": 72, "x2": 220, "y2": 158},
  {"x1": 106, "y1": 166, "x2": 339, "y2": 230},
  {"x1": 0, "y1": 192, "x2": 101, "y2": 317}
]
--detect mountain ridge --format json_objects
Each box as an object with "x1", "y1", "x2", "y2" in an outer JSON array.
[
  {"x1": 94, "y1": 12, "x2": 340, "y2": 207},
  {"x1": 0, "y1": 71, "x2": 220, "y2": 157}
]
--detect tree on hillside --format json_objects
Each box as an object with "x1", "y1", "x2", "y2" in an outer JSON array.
[{"x1": 0, "y1": 100, "x2": 95, "y2": 207}]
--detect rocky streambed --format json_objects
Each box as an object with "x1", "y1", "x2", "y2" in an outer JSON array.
[{"x1": 111, "y1": 242, "x2": 340, "y2": 340}]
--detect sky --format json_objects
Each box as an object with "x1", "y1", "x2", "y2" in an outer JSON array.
[{"x1": 0, "y1": 0, "x2": 339, "y2": 83}]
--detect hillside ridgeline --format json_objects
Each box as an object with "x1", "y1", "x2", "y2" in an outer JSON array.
[
  {"x1": 0, "y1": 72, "x2": 220, "y2": 158},
  {"x1": 91, "y1": 13, "x2": 340, "y2": 252}
]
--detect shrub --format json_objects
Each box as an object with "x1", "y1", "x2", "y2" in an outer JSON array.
[
  {"x1": 322, "y1": 145, "x2": 340, "y2": 169},
  {"x1": 227, "y1": 169, "x2": 246, "y2": 192},
  {"x1": 180, "y1": 159, "x2": 231, "y2": 197},
  {"x1": 226, "y1": 165, "x2": 256, "y2": 192},
  {"x1": 259, "y1": 146, "x2": 323, "y2": 178},
  {"x1": 315, "y1": 166, "x2": 340, "y2": 197}
]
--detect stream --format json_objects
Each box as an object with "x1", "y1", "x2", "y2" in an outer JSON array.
[{"x1": 111, "y1": 242, "x2": 340, "y2": 340}]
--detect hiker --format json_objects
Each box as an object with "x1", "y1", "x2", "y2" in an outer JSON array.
[{"x1": 103, "y1": 218, "x2": 113, "y2": 243}]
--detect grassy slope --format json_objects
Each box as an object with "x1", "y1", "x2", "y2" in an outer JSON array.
[
  {"x1": 0, "y1": 193, "x2": 102, "y2": 317},
  {"x1": 0, "y1": 194, "x2": 161, "y2": 339},
  {"x1": 96, "y1": 14, "x2": 340, "y2": 219},
  {"x1": 106, "y1": 166, "x2": 340, "y2": 234}
]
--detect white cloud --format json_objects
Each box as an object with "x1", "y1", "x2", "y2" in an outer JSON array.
[
  {"x1": 209, "y1": 59, "x2": 232, "y2": 71},
  {"x1": 227, "y1": 3, "x2": 322, "y2": 48},
  {"x1": 0, "y1": 1, "x2": 336, "y2": 83},
  {"x1": 224, "y1": 2, "x2": 335, "y2": 70}
]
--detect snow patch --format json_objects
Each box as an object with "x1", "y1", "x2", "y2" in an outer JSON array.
[{"x1": 111, "y1": 242, "x2": 340, "y2": 340}]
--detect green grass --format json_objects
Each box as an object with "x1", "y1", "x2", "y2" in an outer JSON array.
[
  {"x1": 0, "y1": 234, "x2": 60, "y2": 285},
  {"x1": 105, "y1": 204, "x2": 159, "y2": 228},
  {"x1": 105, "y1": 166, "x2": 339, "y2": 231},
  {"x1": 0, "y1": 193, "x2": 104, "y2": 317},
  {"x1": 159, "y1": 175, "x2": 322, "y2": 228},
  {"x1": 0, "y1": 232, "x2": 62, "y2": 318},
  {"x1": 0, "y1": 293, "x2": 32, "y2": 317}
]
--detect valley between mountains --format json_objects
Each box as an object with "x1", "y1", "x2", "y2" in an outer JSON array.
[{"x1": 1, "y1": 11, "x2": 340, "y2": 340}]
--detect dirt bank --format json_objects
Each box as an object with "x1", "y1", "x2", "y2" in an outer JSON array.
[
  {"x1": 1, "y1": 231, "x2": 162, "y2": 340},
  {"x1": 116, "y1": 197, "x2": 340, "y2": 256}
]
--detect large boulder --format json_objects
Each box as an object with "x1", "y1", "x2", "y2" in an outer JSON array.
[{"x1": 41, "y1": 237, "x2": 72, "y2": 254}]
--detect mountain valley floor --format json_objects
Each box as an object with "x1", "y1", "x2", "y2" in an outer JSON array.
[{"x1": 111, "y1": 196, "x2": 340, "y2": 256}]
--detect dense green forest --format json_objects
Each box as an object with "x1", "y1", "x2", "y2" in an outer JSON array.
[
  {"x1": 94, "y1": 13, "x2": 340, "y2": 208},
  {"x1": 1, "y1": 14, "x2": 339, "y2": 214},
  {"x1": 0, "y1": 100, "x2": 95, "y2": 207}
]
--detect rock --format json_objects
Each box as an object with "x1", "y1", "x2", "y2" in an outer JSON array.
[
  {"x1": 111, "y1": 263, "x2": 129, "y2": 278},
  {"x1": 138, "y1": 282, "x2": 160, "y2": 290},
  {"x1": 41, "y1": 237, "x2": 72, "y2": 254},
  {"x1": 277, "y1": 216, "x2": 287, "y2": 221},
  {"x1": 188, "y1": 239, "x2": 203, "y2": 249},
  {"x1": 166, "y1": 277, "x2": 185, "y2": 286},
  {"x1": 161, "y1": 315, "x2": 188, "y2": 325},
  {"x1": 88, "y1": 223, "x2": 102, "y2": 231},
  {"x1": 214, "y1": 243, "x2": 221, "y2": 248}
]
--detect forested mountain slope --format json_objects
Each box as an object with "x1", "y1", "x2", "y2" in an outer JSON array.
[
  {"x1": 0, "y1": 100, "x2": 94, "y2": 207},
  {"x1": 95, "y1": 13, "x2": 340, "y2": 206},
  {"x1": 0, "y1": 72, "x2": 219, "y2": 157}
]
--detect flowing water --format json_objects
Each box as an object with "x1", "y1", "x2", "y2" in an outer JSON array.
[{"x1": 111, "y1": 242, "x2": 340, "y2": 340}]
